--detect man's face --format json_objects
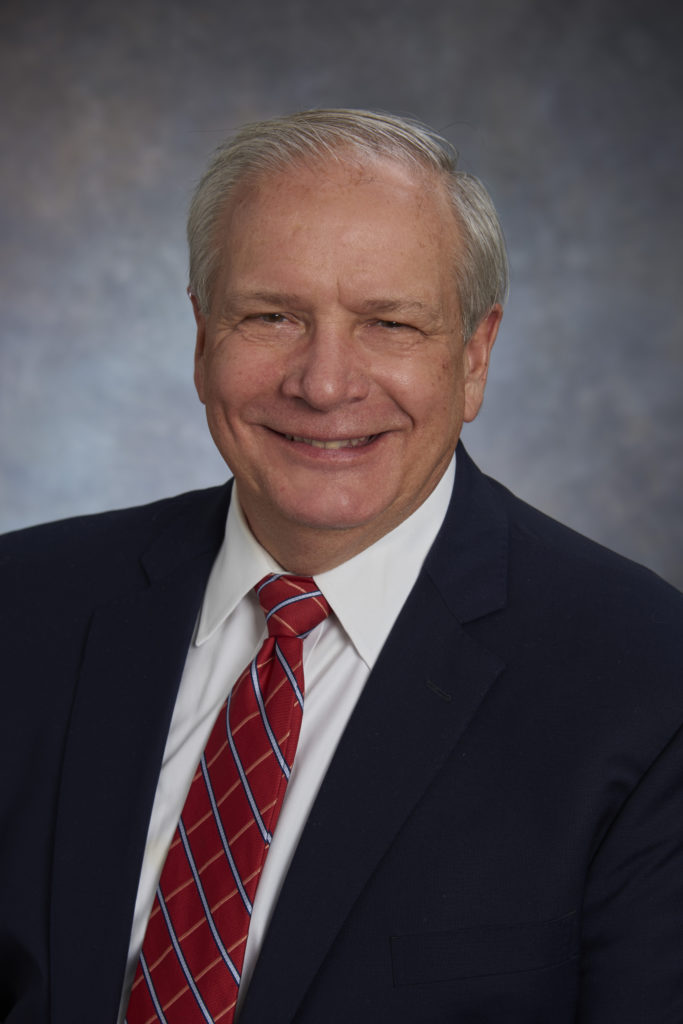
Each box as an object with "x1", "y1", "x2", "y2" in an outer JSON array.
[{"x1": 193, "y1": 156, "x2": 500, "y2": 570}]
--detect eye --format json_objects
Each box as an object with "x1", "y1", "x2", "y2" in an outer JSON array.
[
  {"x1": 374, "y1": 319, "x2": 412, "y2": 330},
  {"x1": 253, "y1": 312, "x2": 288, "y2": 324},
  {"x1": 237, "y1": 311, "x2": 302, "y2": 340}
]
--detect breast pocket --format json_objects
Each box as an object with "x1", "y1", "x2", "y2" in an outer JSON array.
[{"x1": 391, "y1": 911, "x2": 577, "y2": 986}]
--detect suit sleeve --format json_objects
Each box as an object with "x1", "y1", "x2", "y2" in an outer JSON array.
[{"x1": 577, "y1": 717, "x2": 683, "y2": 1023}]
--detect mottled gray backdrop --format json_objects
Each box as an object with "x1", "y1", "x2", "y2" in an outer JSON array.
[{"x1": 1, "y1": 0, "x2": 681, "y2": 587}]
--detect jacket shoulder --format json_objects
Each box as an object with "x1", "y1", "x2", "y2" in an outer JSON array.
[
  {"x1": 489, "y1": 472, "x2": 680, "y2": 604},
  {"x1": 0, "y1": 484, "x2": 228, "y2": 565},
  {"x1": 0, "y1": 484, "x2": 230, "y2": 615},
  {"x1": 471, "y1": 472, "x2": 683, "y2": 694}
]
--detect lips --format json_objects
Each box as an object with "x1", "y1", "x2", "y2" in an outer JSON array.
[{"x1": 284, "y1": 434, "x2": 377, "y2": 449}]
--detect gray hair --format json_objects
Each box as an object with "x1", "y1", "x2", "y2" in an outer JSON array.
[{"x1": 187, "y1": 108, "x2": 508, "y2": 340}]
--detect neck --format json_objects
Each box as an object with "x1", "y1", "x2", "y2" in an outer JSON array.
[
  {"x1": 255, "y1": 525, "x2": 379, "y2": 576},
  {"x1": 242, "y1": 511, "x2": 402, "y2": 576}
]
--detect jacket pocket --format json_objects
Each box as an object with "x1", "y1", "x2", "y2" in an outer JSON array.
[{"x1": 391, "y1": 911, "x2": 577, "y2": 986}]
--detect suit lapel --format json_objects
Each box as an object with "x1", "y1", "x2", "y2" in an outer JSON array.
[
  {"x1": 240, "y1": 445, "x2": 509, "y2": 1024},
  {"x1": 50, "y1": 486, "x2": 229, "y2": 1024}
]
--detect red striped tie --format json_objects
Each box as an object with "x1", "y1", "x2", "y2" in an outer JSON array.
[{"x1": 125, "y1": 574, "x2": 331, "y2": 1024}]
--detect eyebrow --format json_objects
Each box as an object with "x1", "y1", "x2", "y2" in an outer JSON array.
[
  {"x1": 224, "y1": 292, "x2": 436, "y2": 318},
  {"x1": 353, "y1": 298, "x2": 433, "y2": 317},
  {"x1": 223, "y1": 290, "x2": 306, "y2": 310}
]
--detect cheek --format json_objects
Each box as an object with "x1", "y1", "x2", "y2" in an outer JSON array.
[
  {"x1": 403, "y1": 360, "x2": 463, "y2": 425},
  {"x1": 204, "y1": 345, "x2": 273, "y2": 415}
]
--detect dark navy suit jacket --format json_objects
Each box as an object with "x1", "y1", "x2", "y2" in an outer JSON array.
[{"x1": 2, "y1": 445, "x2": 683, "y2": 1023}]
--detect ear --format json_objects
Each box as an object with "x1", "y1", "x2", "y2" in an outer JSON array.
[
  {"x1": 189, "y1": 291, "x2": 207, "y2": 405},
  {"x1": 463, "y1": 304, "x2": 502, "y2": 422}
]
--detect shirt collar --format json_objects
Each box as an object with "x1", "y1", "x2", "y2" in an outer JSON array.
[
  {"x1": 196, "y1": 457, "x2": 455, "y2": 667},
  {"x1": 196, "y1": 488, "x2": 283, "y2": 644}
]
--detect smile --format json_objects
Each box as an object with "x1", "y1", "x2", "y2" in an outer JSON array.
[{"x1": 284, "y1": 434, "x2": 377, "y2": 449}]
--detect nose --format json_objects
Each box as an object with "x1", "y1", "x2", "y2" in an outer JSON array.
[{"x1": 281, "y1": 321, "x2": 370, "y2": 410}]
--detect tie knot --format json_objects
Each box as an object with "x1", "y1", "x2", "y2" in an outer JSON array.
[{"x1": 255, "y1": 573, "x2": 331, "y2": 639}]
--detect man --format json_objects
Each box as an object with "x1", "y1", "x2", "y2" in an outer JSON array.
[{"x1": 1, "y1": 109, "x2": 682, "y2": 1023}]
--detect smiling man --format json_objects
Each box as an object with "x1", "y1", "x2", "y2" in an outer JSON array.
[
  {"x1": 2, "y1": 110, "x2": 683, "y2": 1024},
  {"x1": 191, "y1": 149, "x2": 500, "y2": 572}
]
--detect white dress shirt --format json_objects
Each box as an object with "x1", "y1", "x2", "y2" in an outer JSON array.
[{"x1": 117, "y1": 457, "x2": 455, "y2": 1020}]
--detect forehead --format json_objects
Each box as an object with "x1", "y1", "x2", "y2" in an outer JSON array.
[
  {"x1": 228, "y1": 153, "x2": 453, "y2": 222},
  {"x1": 214, "y1": 155, "x2": 460, "y2": 297}
]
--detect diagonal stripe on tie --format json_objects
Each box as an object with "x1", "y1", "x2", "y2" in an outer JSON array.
[
  {"x1": 125, "y1": 574, "x2": 331, "y2": 1024},
  {"x1": 199, "y1": 756, "x2": 253, "y2": 915}
]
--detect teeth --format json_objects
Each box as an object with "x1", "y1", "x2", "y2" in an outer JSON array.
[{"x1": 286, "y1": 434, "x2": 373, "y2": 449}]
